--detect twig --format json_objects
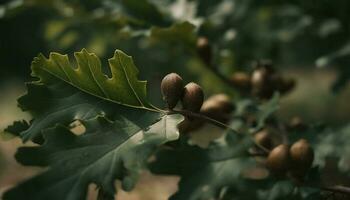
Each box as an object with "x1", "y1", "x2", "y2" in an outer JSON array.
[
  {"x1": 209, "y1": 150, "x2": 268, "y2": 162},
  {"x1": 320, "y1": 185, "x2": 350, "y2": 196},
  {"x1": 300, "y1": 180, "x2": 350, "y2": 196},
  {"x1": 166, "y1": 109, "x2": 270, "y2": 154},
  {"x1": 167, "y1": 109, "x2": 236, "y2": 132}
]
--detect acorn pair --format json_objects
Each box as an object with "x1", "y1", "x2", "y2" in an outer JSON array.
[
  {"x1": 161, "y1": 73, "x2": 204, "y2": 112},
  {"x1": 265, "y1": 139, "x2": 314, "y2": 179}
]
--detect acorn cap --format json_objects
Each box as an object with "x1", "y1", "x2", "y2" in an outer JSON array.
[
  {"x1": 290, "y1": 139, "x2": 314, "y2": 172},
  {"x1": 182, "y1": 82, "x2": 204, "y2": 112},
  {"x1": 266, "y1": 144, "x2": 290, "y2": 174},
  {"x1": 161, "y1": 73, "x2": 184, "y2": 109}
]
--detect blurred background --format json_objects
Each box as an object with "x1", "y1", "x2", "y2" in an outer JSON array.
[{"x1": 0, "y1": 0, "x2": 350, "y2": 199}]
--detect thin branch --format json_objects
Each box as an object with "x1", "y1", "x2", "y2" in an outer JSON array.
[
  {"x1": 209, "y1": 151, "x2": 268, "y2": 163},
  {"x1": 167, "y1": 109, "x2": 236, "y2": 132},
  {"x1": 305, "y1": 184, "x2": 350, "y2": 196},
  {"x1": 320, "y1": 185, "x2": 350, "y2": 196},
  {"x1": 166, "y1": 109, "x2": 270, "y2": 154}
]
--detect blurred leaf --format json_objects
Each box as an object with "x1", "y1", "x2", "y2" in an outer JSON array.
[
  {"x1": 255, "y1": 93, "x2": 280, "y2": 130},
  {"x1": 3, "y1": 114, "x2": 182, "y2": 200},
  {"x1": 150, "y1": 130, "x2": 254, "y2": 200},
  {"x1": 150, "y1": 21, "x2": 196, "y2": 47}
]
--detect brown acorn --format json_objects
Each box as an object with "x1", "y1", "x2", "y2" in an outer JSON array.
[
  {"x1": 266, "y1": 144, "x2": 290, "y2": 174},
  {"x1": 251, "y1": 67, "x2": 274, "y2": 99},
  {"x1": 196, "y1": 37, "x2": 212, "y2": 65},
  {"x1": 254, "y1": 129, "x2": 273, "y2": 150},
  {"x1": 200, "y1": 94, "x2": 234, "y2": 123},
  {"x1": 161, "y1": 73, "x2": 184, "y2": 109},
  {"x1": 230, "y1": 72, "x2": 251, "y2": 91},
  {"x1": 182, "y1": 82, "x2": 204, "y2": 112},
  {"x1": 289, "y1": 139, "x2": 314, "y2": 176}
]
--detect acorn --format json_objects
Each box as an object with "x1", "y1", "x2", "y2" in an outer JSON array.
[
  {"x1": 251, "y1": 67, "x2": 274, "y2": 98},
  {"x1": 196, "y1": 37, "x2": 212, "y2": 65},
  {"x1": 289, "y1": 139, "x2": 314, "y2": 176},
  {"x1": 161, "y1": 73, "x2": 184, "y2": 109},
  {"x1": 251, "y1": 60, "x2": 279, "y2": 99},
  {"x1": 254, "y1": 129, "x2": 273, "y2": 150},
  {"x1": 201, "y1": 94, "x2": 234, "y2": 123},
  {"x1": 230, "y1": 72, "x2": 251, "y2": 91},
  {"x1": 266, "y1": 144, "x2": 290, "y2": 174},
  {"x1": 182, "y1": 82, "x2": 204, "y2": 112}
]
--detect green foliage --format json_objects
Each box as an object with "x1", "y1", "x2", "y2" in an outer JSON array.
[
  {"x1": 17, "y1": 49, "x2": 158, "y2": 142},
  {"x1": 2, "y1": 49, "x2": 184, "y2": 200},
  {"x1": 1, "y1": 1, "x2": 350, "y2": 200},
  {"x1": 150, "y1": 131, "x2": 254, "y2": 200},
  {"x1": 4, "y1": 115, "x2": 181, "y2": 200}
]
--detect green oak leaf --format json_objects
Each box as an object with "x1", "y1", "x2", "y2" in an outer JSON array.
[
  {"x1": 3, "y1": 49, "x2": 184, "y2": 200},
  {"x1": 15, "y1": 49, "x2": 160, "y2": 141},
  {"x1": 3, "y1": 114, "x2": 183, "y2": 200},
  {"x1": 31, "y1": 48, "x2": 150, "y2": 108}
]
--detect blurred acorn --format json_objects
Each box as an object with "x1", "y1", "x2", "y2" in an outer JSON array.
[
  {"x1": 196, "y1": 37, "x2": 212, "y2": 66},
  {"x1": 182, "y1": 82, "x2": 204, "y2": 112},
  {"x1": 251, "y1": 65, "x2": 275, "y2": 99},
  {"x1": 289, "y1": 139, "x2": 314, "y2": 178},
  {"x1": 201, "y1": 94, "x2": 235, "y2": 123},
  {"x1": 266, "y1": 144, "x2": 290, "y2": 175},
  {"x1": 230, "y1": 72, "x2": 251, "y2": 91},
  {"x1": 161, "y1": 73, "x2": 184, "y2": 109}
]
